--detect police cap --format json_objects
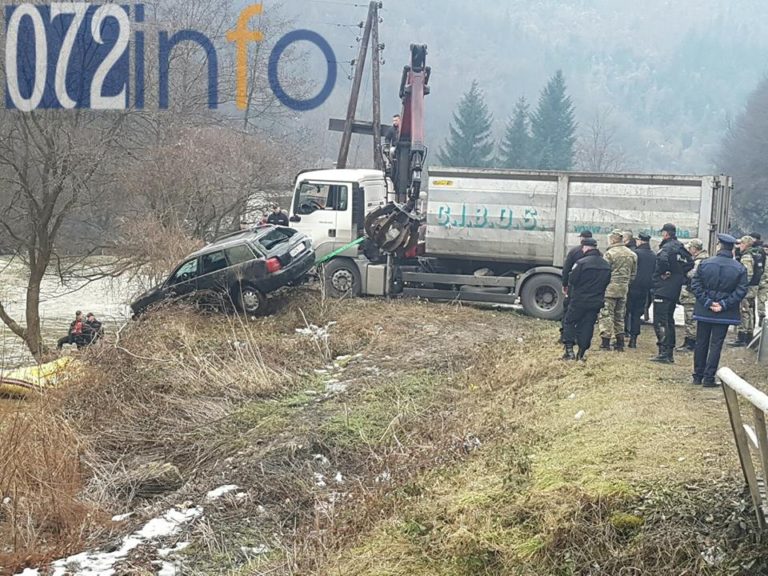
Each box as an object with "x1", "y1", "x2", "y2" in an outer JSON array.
[
  {"x1": 718, "y1": 233, "x2": 737, "y2": 246},
  {"x1": 581, "y1": 238, "x2": 598, "y2": 247}
]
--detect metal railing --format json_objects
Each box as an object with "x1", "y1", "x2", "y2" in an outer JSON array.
[{"x1": 719, "y1": 366, "x2": 768, "y2": 530}]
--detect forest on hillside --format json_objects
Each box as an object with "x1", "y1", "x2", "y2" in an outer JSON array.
[{"x1": 283, "y1": 0, "x2": 768, "y2": 175}]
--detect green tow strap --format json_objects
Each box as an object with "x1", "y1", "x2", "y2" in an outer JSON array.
[{"x1": 315, "y1": 236, "x2": 366, "y2": 266}]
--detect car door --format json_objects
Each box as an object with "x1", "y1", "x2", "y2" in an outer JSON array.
[
  {"x1": 165, "y1": 257, "x2": 200, "y2": 300},
  {"x1": 197, "y1": 250, "x2": 231, "y2": 302}
]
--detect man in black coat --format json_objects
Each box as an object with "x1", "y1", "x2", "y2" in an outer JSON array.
[
  {"x1": 690, "y1": 234, "x2": 748, "y2": 387},
  {"x1": 625, "y1": 232, "x2": 656, "y2": 348},
  {"x1": 561, "y1": 238, "x2": 612, "y2": 361},
  {"x1": 651, "y1": 223, "x2": 694, "y2": 363},
  {"x1": 267, "y1": 204, "x2": 289, "y2": 226},
  {"x1": 560, "y1": 230, "x2": 594, "y2": 340}
]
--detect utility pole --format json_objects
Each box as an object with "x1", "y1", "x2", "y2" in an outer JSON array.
[
  {"x1": 371, "y1": 4, "x2": 383, "y2": 170},
  {"x1": 337, "y1": 1, "x2": 376, "y2": 169}
]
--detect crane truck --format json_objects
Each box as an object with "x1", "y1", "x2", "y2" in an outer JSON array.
[{"x1": 288, "y1": 46, "x2": 733, "y2": 320}]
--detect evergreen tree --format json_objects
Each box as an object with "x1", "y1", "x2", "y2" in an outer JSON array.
[
  {"x1": 530, "y1": 70, "x2": 577, "y2": 170},
  {"x1": 438, "y1": 81, "x2": 494, "y2": 167},
  {"x1": 499, "y1": 97, "x2": 532, "y2": 168}
]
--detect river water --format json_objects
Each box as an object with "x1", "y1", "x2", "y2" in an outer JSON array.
[{"x1": 0, "y1": 257, "x2": 139, "y2": 369}]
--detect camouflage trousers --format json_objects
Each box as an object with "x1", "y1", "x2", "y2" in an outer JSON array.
[
  {"x1": 679, "y1": 288, "x2": 696, "y2": 340},
  {"x1": 740, "y1": 286, "x2": 759, "y2": 336},
  {"x1": 759, "y1": 275, "x2": 768, "y2": 322},
  {"x1": 682, "y1": 303, "x2": 696, "y2": 340},
  {"x1": 599, "y1": 296, "x2": 627, "y2": 339}
]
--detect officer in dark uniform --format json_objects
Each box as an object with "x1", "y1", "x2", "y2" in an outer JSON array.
[
  {"x1": 625, "y1": 232, "x2": 656, "y2": 348},
  {"x1": 690, "y1": 234, "x2": 748, "y2": 387},
  {"x1": 651, "y1": 223, "x2": 694, "y2": 363},
  {"x1": 561, "y1": 238, "x2": 612, "y2": 362},
  {"x1": 560, "y1": 231, "x2": 594, "y2": 341}
]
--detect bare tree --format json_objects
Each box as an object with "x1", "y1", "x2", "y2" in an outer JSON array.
[
  {"x1": 576, "y1": 107, "x2": 627, "y2": 173},
  {"x1": 0, "y1": 111, "x2": 130, "y2": 359}
]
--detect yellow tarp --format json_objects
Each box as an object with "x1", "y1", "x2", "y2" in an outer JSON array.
[{"x1": 0, "y1": 356, "x2": 79, "y2": 397}]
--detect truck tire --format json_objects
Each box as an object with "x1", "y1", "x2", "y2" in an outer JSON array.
[
  {"x1": 323, "y1": 258, "x2": 362, "y2": 298},
  {"x1": 520, "y1": 274, "x2": 563, "y2": 321}
]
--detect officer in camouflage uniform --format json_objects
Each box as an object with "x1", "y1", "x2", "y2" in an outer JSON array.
[
  {"x1": 751, "y1": 233, "x2": 768, "y2": 327},
  {"x1": 677, "y1": 239, "x2": 708, "y2": 352},
  {"x1": 730, "y1": 235, "x2": 757, "y2": 347},
  {"x1": 599, "y1": 229, "x2": 638, "y2": 351}
]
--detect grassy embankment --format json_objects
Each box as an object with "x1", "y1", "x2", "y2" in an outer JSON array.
[{"x1": 1, "y1": 293, "x2": 767, "y2": 575}]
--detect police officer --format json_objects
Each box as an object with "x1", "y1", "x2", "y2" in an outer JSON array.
[
  {"x1": 562, "y1": 238, "x2": 612, "y2": 361},
  {"x1": 625, "y1": 232, "x2": 655, "y2": 348},
  {"x1": 691, "y1": 234, "x2": 748, "y2": 387},
  {"x1": 677, "y1": 239, "x2": 708, "y2": 352},
  {"x1": 651, "y1": 223, "x2": 694, "y2": 363},
  {"x1": 561, "y1": 231, "x2": 594, "y2": 340},
  {"x1": 730, "y1": 235, "x2": 759, "y2": 347},
  {"x1": 599, "y1": 229, "x2": 637, "y2": 352}
]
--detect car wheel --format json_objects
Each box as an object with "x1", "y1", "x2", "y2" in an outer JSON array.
[
  {"x1": 239, "y1": 286, "x2": 268, "y2": 316},
  {"x1": 520, "y1": 274, "x2": 564, "y2": 320},
  {"x1": 322, "y1": 258, "x2": 362, "y2": 298}
]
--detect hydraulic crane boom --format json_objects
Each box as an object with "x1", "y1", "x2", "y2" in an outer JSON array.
[{"x1": 364, "y1": 44, "x2": 431, "y2": 253}]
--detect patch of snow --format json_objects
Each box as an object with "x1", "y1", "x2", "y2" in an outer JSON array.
[
  {"x1": 334, "y1": 472, "x2": 344, "y2": 484},
  {"x1": 296, "y1": 322, "x2": 336, "y2": 342},
  {"x1": 205, "y1": 485, "x2": 239, "y2": 501},
  {"x1": 375, "y1": 471, "x2": 391, "y2": 484},
  {"x1": 568, "y1": 393, "x2": 577, "y2": 400},
  {"x1": 314, "y1": 473, "x2": 327, "y2": 488},
  {"x1": 111, "y1": 512, "x2": 133, "y2": 522},
  {"x1": 156, "y1": 561, "x2": 177, "y2": 576},
  {"x1": 326, "y1": 381, "x2": 348, "y2": 394},
  {"x1": 314, "y1": 369, "x2": 328, "y2": 375},
  {"x1": 2, "y1": 496, "x2": 11, "y2": 505},
  {"x1": 15, "y1": 570, "x2": 38, "y2": 576},
  {"x1": 575, "y1": 410, "x2": 586, "y2": 420},
  {"x1": 313, "y1": 454, "x2": 330, "y2": 466},
  {"x1": 14, "y1": 507, "x2": 203, "y2": 576},
  {"x1": 241, "y1": 545, "x2": 270, "y2": 556},
  {"x1": 235, "y1": 492, "x2": 248, "y2": 501},
  {"x1": 158, "y1": 542, "x2": 190, "y2": 558}
]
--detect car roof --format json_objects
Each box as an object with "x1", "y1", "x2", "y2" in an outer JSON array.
[{"x1": 187, "y1": 225, "x2": 280, "y2": 258}]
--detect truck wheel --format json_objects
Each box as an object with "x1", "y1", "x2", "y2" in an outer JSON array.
[
  {"x1": 323, "y1": 259, "x2": 362, "y2": 298},
  {"x1": 520, "y1": 275, "x2": 563, "y2": 321},
  {"x1": 239, "y1": 285, "x2": 268, "y2": 316}
]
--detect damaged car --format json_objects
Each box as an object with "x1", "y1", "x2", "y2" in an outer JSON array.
[{"x1": 130, "y1": 225, "x2": 315, "y2": 318}]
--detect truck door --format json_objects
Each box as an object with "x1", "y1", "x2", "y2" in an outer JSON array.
[{"x1": 290, "y1": 181, "x2": 351, "y2": 260}]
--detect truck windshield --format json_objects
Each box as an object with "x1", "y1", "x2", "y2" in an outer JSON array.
[{"x1": 294, "y1": 182, "x2": 348, "y2": 215}]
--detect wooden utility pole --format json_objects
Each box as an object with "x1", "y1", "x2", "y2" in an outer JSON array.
[
  {"x1": 371, "y1": 5, "x2": 383, "y2": 170},
  {"x1": 337, "y1": 2, "x2": 376, "y2": 169}
]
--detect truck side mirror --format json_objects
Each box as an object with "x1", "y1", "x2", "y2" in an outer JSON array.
[{"x1": 290, "y1": 215, "x2": 301, "y2": 223}]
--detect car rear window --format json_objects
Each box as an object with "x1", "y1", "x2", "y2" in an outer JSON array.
[
  {"x1": 226, "y1": 244, "x2": 256, "y2": 265},
  {"x1": 257, "y1": 228, "x2": 296, "y2": 251}
]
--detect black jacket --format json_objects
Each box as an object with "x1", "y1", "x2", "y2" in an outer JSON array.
[
  {"x1": 562, "y1": 245, "x2": 587, "y2": 287},
  {"x1": 84, "y1": 319, "x2": 104, "y2": 342},
  {"x1": 568, "y1": 248, "x2": 612, "y2": 309},
  {"x1": 267, "y1": 211, "x2": 289, "y2": 226},
  {"x1": 691, "y1": 251, "x2": 748, "y2": 325},
  {"x1": 629, "y1": 244, "x2": 656, "y2": 296},
  {"x1": 652, "y1": 237, "x2": 693, "y2": 300}
]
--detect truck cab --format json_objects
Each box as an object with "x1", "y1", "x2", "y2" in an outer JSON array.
[
  {"x1": 289, "y1": 169, "x2": 390, "y2": 297},
  {"x1": 289, "y1": 169, "x2": 388, "y2": 260}
]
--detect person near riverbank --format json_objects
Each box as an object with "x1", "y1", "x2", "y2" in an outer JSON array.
[
  {"x1": 83, "y1": 313, "x2": 104, "y2": 346},
  {"x1": 57, "y1": 311, "x2": 85, "y2": 350}
]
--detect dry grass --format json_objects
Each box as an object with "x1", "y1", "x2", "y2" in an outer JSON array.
[
  {"x1": 0, "y1": 398, "x2": 107, "y2": 574},
  {"x1": 3, "y1": 298, "x2": 768, "y2": 576}
]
